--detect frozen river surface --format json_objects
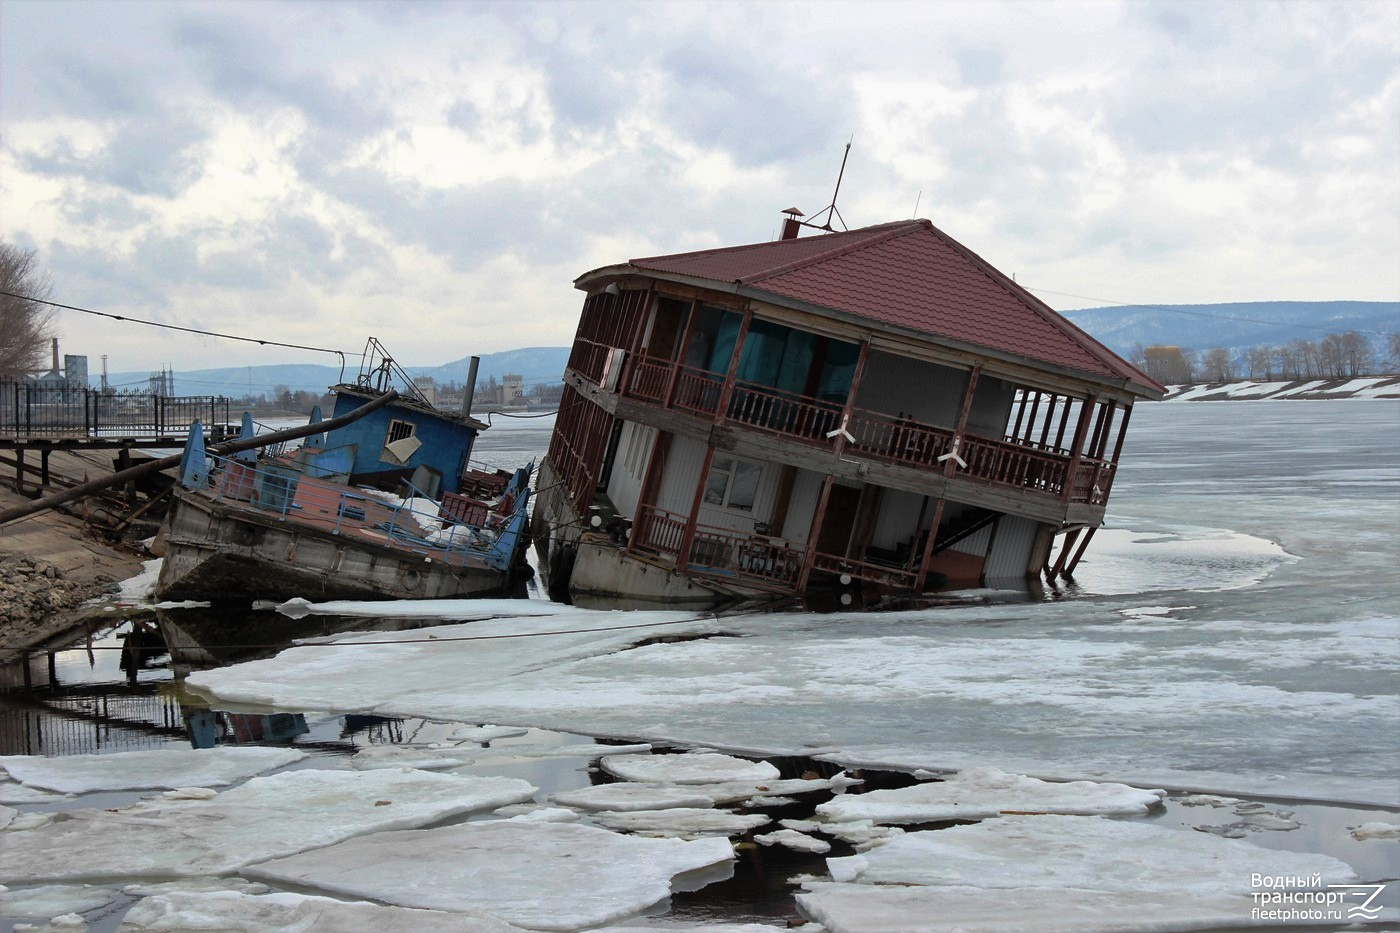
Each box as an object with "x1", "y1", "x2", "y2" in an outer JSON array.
[
  {"x1": 3, "y1": 400, "x2": 1397, "y2": 931},
  {"x1": 191, "y1": 401, "x2": 1400, "y2": 806}
]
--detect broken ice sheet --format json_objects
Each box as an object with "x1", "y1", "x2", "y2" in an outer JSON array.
[
  {"x1": 815, "y1": 767, "x2": 1166, "y2": 824},
  {"x1": 590, "y1": 807, "x2": 770, "y2": 837},
  {"x1": 0, "y1": 782, "x2": 68, "y2": 804},
  {"x1": 688, "y1": 774, "x2": 861, "y2": 805},
  {"x1": 0, "y1": 769, "x2": 536, "y2": 883},
  {"x1": 797, "y1": 884, "x2": 1270, "y2": 933},
  {"x1": 549, "y1": 782, "x2": 716, "y2": 812},
  {"x1": 755, "y1": 828, "x2": 830, "y2": 853},
  {"x1": 602, "y1": 752, "x2": 779, "y2": 784},
  {"x1": 244, "y1": 820, "x2": 735, "y2": 931},
  {"x1": 116, "y1": 889, "x2": 524, "y2": 932},
  {"x1": 0, "y1": 885, "x2": 117, "y2": 920},
  {"x1": 822, "y1": 814, "x2": 1356, "y2": 891},
  {"x1": 0, "y1": 747, "x2": 306, "y2": 794}
]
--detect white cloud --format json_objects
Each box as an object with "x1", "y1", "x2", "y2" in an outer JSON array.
[{"x1": 0, "y1": 0, "x2": 1395, "y2": 373}]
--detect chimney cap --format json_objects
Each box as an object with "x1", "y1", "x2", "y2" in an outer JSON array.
[{"x1": 781, "y1": 206, "x2": 804, "y2": 217}]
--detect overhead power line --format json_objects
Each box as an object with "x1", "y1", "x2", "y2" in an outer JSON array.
[{"x1": 0, "y1": 290, "x2": 355, "y2": 358}]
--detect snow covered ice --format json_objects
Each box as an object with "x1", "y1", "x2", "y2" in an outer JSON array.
[
  {"x1": 0, "y1": 769, "x2": 537, "y2": 882},
  {"x1": 815, "y1": 767, "x2": 1166, "y2": 823},
  {"x1": 244, "y1": 820, "x2": 735, "y2": 930},
  {"x1": 0, "y1": 747, "x2": 305, "y2": 794},
  {"x1": 117, "y1": 889, "x2": 526, "y2": 932}
]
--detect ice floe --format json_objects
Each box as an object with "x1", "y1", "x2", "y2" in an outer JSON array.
[
  {"x1": 550, "y1": 782, "x2": 716, "y2": 812},
  {"x1": 590, "y1": 807, "x2": 770, "y2": 837},
  {"x1": 0, "y1": 769, "x2": 536, "y2": 882},
  {"x1": 1350, "y1": 820, "x2": 1400, "y2": 841},
  {"x1": 0, "y1": 747, "x2": 306, "y2": 794},
  {"x1": 0, "y1": 885, "x2": 117, "y2": 921},
  {"x1": 0, "y1": 782, "x2": 67, "y2": 804},
  {"x1": 185, "y1": 599, "x2": 1398, "y2": 806},
  {"x1": 754, "y1": 828, "x2": 830, "y2": 853},
  {"x1": 244, "y1": 820, "x2": 735, "y2": 930},
  {"x1": 820, "y1": 814, "x2": 1356, "y2": 890},
  {"x1": 602, "y1": 752, "x2": 780, "y2": 785},
  {"x1": 116, "y1": 889, "x2": 524, "y2": 931},
  {"x1": 797, "y1": 884, "x2": 1267, "y2": 933},
  {"x1": 815, "y1": 768, "x2": 1166, "y2": 823}
]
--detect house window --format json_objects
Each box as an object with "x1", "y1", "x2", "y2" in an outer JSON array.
[
  {"x1": 385, "y1": 419, "x2": 416, "y2": 445},
  {"x1": 703, "y1": 456, "x2": 762, "y2": 512}
]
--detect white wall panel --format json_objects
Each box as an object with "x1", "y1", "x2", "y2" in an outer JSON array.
[{"x1": 984, "y1": 514, "x2": 1042, "y2": 579}]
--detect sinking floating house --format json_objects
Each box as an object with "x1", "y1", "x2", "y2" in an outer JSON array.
[{"x1": 534, "y1": 215, "x2": 1164, "y2": 606}]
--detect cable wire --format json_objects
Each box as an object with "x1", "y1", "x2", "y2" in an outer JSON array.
[{"x1": 0, "y1": 290, "x2": 356, "y2": 358}]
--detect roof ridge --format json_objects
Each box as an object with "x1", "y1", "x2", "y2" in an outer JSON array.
[
  {"x1": 629, "y1": 220, "x2": 918, "y2": 274},
  {"x1": 739, "y1": 220, "x2": 927, "y2": 286},
  {"x1": 923, "y1": 224, "x2": 1163, "y2": 391}
]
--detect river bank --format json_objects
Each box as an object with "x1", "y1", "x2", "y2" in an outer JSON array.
[{"x1": 0, "y1": 448, "x2": 150, "y2": 661}]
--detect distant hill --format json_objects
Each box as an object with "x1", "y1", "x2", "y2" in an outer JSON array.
[
  {"x1": 109, "y1": 347, "x2": 572, "y2": 399},
  {"x1": 1060, "y1": 300, "x2": 1398, "y2": 361}
]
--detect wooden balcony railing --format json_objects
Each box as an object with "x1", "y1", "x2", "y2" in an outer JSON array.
[
  {"x1": 809, "y1": 551, "x2": 918, "y2": 590},
  {"x1": 726, "y1": 382, "x2": 844, "y2": 442},
  {"x1": 630, "y1": 504, "x2": 804, "y2": 590},
  {"x1": 617, "y1": 354, "x2": 1106, "y2": 505},
  {"x1": 1069, "y1": 457, "x2": 1115, "y2": 505}
]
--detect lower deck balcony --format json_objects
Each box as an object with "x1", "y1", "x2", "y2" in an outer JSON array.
[
  {"x1": 627, "y1": 505, "x2": 924, "y2": 594},
  {"x1": 621, "y1": 355, "x2": 1115, "y2": 507}
]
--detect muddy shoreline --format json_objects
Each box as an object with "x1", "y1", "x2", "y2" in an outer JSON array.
[{"x1": 0, "y1": 449, "x2": 152, "y2": 662}]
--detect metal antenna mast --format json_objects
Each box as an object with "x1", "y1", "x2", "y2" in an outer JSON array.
[{"x1": 806, "y1": 138, "x2": 853, "y2": 233}]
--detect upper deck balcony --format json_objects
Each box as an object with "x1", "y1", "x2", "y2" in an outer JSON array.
[{"x1": 615, "y1": 350, "x2": 1116, "y2": 508}]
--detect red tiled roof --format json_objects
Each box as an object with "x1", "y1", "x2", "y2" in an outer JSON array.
[{"x1": 628, "y1": 221, "x2": 1162, "y2": 395}]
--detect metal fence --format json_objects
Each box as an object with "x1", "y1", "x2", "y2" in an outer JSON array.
[{"x1": 0, "y1": 381, "x2": 230, "y2": 439}]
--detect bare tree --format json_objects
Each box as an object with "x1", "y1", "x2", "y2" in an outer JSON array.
[
  {"x1": 0, "y1": 242, "x2": 56, "y2": 378},
  {"x1": 1201, "y1": 347, "x2": 1234, "y2": 383}
]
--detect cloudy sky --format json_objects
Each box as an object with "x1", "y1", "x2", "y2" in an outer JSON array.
[{"x1": 2, "y1": 0, "x2": 1396, "y2": 377}]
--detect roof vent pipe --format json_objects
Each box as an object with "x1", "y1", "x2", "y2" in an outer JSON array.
[
  {"x1": 780, "y1": 207, "x2": 804, "y2": 241},
  {"x1": 462, "y1": 356, "x2": 480, "y2": 418}
]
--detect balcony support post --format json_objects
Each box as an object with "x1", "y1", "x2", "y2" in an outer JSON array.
[
  {"x1": 796, "y1": 473, "x2": 835, "y2": 591},
  {"x1": 944, "y1": 365, "x2": 982, "y2": 478},
  {"x1": 913, "y1": 495, "x2": 948, "y2": 592},
  {"x1": 675, "y1": 445, "x2": 716, "y2": 571},
  {"x1": 1061, "y1": 392, "x2": 1096, "y2": 504},
  {"x1": 664, "y1": 299, "x2": 701, "y2": 409},
  {"x1": 714, "y1": 307, "x2": 754, "y2": 424},
  {"x1": 1063, "y1": 526, "x2": 1098, "y2": 578},
  {"x1": 832, "y1": 340, "x2": 869, "y2": 458},
  {"x1": 1048, "y1": 526, "x2": 1082, "y2": 580}
]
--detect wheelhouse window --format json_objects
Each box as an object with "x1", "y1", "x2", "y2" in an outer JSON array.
[
  {"x1": 704, "y1": 456, "x2": 762, "y2": 512},
  {"x1": 385, "y1": 419, "x2": 416, "y2": 445}
]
